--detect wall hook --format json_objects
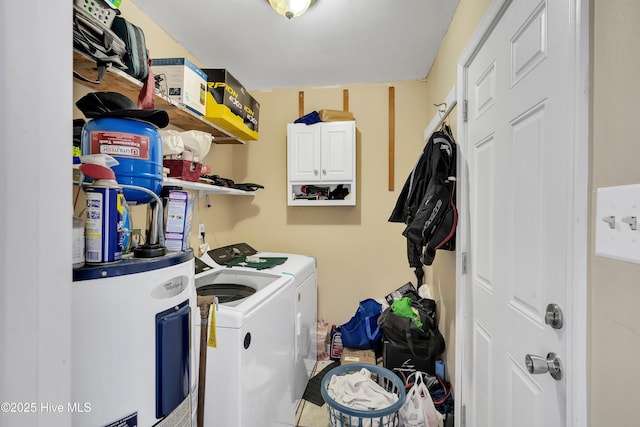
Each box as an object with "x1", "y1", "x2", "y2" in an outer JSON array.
[
  {"x1": 622, "y1": 216, "x2": 637, "y2": 230},
  {"x1": 434, "y1": 102, "x2": 448, "y2": 118},
  {"x1": 602, "y1": 216, "x2": 616, "y2": 229}
]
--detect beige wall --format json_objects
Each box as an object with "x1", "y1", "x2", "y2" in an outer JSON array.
[{"x1": 590, "y1": 0, "x2": 640, "y2": 425}]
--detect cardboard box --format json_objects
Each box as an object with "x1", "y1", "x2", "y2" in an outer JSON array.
[
  {"x1": 152, "y1": 58, "x2": 207, "y2": 115},
  {"x1": 202, "y1": 68, "x2": 246, "y2": 119},
  {"x1": 319, "y1": 109, "x2": 354, "y2": 122},
  {"x1": 383, "y1": 340, "x2": 436, "y2": 382},
  {"x1": 163, "y1": 159, "x2": 202, "y2": 182},
  {"x1": 201, "y1": 68, "x2": 259, "y2": 140},
  {"x1": 340, "y1": 348, "x2": 376, "y2": 366},
  {"x1": 164, "y1": 190, "x2": 194, "y2": 252},
  {"x1": 202, "y1": 91, "x2": 259, "y2": 141},
  {"x1": 243, "y1": 94, "x2": 260, "y2": 132}
]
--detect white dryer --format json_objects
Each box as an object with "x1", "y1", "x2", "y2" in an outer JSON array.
[{"x1": 194, "y1": 243, "x2": 317, "y2": 427}]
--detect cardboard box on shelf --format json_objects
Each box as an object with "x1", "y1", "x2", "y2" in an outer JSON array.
[
  {"x1": 202, "y1": 92, "x2": 259, "y2": 141},
  {"x1": 203, "y1": 68, "x2": 261, "y2": 135},
  {"x1": 202, "y1": 68, "x2": 246, "y2": 119},
  {"x1": 243, "y1": 94, "x2": 260, "y2": 132},
  {"x1": 152, "y1": 58, "x2": 207, "y2": 115},
  {"x1": 163, "y1": 159, "x2": 202, "y2": 182},
  {"x1": 340, "y1": 348, "x2": 376, "y2": 366},
  {"x1": 164, "y1": 190, "x2": 194, "y2": 252}
]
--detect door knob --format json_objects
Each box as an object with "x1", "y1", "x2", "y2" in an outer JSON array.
[
  {"x1": 545, "y1": 303, "x2": 563, "y2": 329},
  {"x1": 525, "y1": 352, "x2": 562, "y2": 380}
]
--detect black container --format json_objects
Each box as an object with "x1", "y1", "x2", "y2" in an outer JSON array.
[{"x1": 383, "y1": 339, "x2": 436, "y2": 383}]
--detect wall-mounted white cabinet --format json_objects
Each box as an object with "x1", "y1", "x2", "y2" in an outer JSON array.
[{"x1": 287, "y1": 121, "x2": 356, "y2": 206}]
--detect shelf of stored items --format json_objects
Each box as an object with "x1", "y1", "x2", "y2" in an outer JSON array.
[
  {"x1": 73, "y1": 50, "x2": 249, "y2": 144},
  {"x1": 163, "y1": 177, "x2": 255, "y2": 198}
]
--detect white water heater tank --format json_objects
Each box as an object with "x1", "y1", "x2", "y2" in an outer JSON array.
[{"x1": 71, "y1": 250, "x2": 198, "y2": 426}]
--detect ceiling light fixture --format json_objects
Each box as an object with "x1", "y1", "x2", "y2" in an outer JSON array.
[{"x1": 267, "y1": 0, "x2": 315, "y2": 19}]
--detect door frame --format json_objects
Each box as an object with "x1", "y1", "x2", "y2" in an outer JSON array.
[{"x1": 454, "y1": 0, "x2": 589, "y2": 425}]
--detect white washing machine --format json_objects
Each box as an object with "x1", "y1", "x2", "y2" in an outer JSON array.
[{"x1": 194, "y1": 243, "x2": 317, "y2": 427}]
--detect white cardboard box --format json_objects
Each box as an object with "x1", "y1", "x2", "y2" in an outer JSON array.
[
  {"x1": 152, "y1": 58, "x2": 207, "y2": 116},
  {"x1": 164, "y1": 190, "x2": 194, "y2": 252}
]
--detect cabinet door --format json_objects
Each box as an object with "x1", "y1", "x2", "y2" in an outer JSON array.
[
  {"x1": 320, "y1": 121, "x2": 354, "y2": 181},
  {"x1": 287, "y1": 123, "x2": 321, "y2": 182}
]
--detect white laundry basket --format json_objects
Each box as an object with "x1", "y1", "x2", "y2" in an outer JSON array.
[{"x1": 320, "y1": 363, "x2": 406, "y2": 427}]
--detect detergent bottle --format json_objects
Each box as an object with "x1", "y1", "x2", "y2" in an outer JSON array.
[{"x1": 330, "y1": 325, "x2": 343, "y2": 361}]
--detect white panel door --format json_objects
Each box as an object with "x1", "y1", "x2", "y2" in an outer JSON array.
[{"x1": 458, "y1": 0, "x2": 586, "y2": 426}]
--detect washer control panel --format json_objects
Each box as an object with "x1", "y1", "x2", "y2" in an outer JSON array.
[{"x1": 207, "y1": 243, "x2": 258, "y2": 265}]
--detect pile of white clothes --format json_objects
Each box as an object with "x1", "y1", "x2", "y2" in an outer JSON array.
[{"x1": 326, "y1": 368, "x2": 399, "y2": 427}]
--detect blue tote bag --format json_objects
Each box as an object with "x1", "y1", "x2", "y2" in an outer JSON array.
[{"x1": 339, "y1": 298, "x2": 383, "y2": 350}]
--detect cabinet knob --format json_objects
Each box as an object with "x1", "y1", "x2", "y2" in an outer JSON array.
[{"x1": 322, "y1": 169, "x2": 327, "y2": 175}]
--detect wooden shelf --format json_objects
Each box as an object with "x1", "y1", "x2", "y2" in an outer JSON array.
[
  {"x1": 163, "y1": 177, "x2": 256, "y2": 198},
  {"x1": 73, "y1": 50, "x2": 250, "y2": 144}
]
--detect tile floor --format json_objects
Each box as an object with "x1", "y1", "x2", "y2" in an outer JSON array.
[{"x1": 295, "y1": 360, "x2": 334, "y2": 427}]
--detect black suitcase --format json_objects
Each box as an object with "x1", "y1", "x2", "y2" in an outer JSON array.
[{"x1": 111, "y1": 16, "x2": 149, "y2": 81}]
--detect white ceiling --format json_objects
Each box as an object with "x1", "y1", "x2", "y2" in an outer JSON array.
[{"x1": 130, "y1": 0, "x2": 460, "y2": 91}]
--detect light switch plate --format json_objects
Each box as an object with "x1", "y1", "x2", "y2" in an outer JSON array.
[{"x1": 595, "y1": 184, "x2": 640, "y2": 263}]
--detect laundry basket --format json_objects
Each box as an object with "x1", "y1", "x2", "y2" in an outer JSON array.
[{"x1": 320, "y1": 363, "x2": 406, "y2": 427}]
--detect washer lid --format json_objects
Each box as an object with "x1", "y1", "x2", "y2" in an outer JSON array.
[
  {"x1": 194, "y1": 257, "x2": 214, "y2": 275},
  {"x1": 207, "y1": 243, "x2": 257, "y2": 265}
]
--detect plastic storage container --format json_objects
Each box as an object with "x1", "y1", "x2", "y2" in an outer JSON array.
[{"x1": 82, "y1": 117, "x2": 163, "y2": 204}]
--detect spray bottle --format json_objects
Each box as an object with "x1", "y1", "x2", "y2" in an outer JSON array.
[{"x1": 80, "y1": 163, "x2": 125, "y2": 264}]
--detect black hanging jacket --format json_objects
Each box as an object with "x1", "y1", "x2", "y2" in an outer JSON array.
[{"x1": 389, "y1": 128, "x2": 458, "y2": 282}]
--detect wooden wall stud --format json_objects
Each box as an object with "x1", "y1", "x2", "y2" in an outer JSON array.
[
  {"x1": 298, "y1": 91, "x2": 304, "y2": 117},
  {"x1": 388, "y1": 86, "x2": 395, "y2": 191}
]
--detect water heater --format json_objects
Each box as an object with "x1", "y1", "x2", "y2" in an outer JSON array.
[{"x1": 71, "y1": 250, "x2": 198, "y2": 426}]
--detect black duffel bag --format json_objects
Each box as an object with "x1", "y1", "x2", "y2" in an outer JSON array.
[{"x1": 378, "y1": 298, "x2": 446, "y2": 359}]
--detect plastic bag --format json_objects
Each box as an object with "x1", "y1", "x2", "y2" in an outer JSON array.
[
  {"x1": 399, "y1": 371, "x2": 443, "y2": 427},
  {"x1": 160, "y1": 129, "x2": 185, "y2": 156},
  {"x1": 160, "y1": 129, "x2": 213, "y2": 160},
  {"x1": 180, "y1": 130, "x2": 213, "y2": 161}
]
